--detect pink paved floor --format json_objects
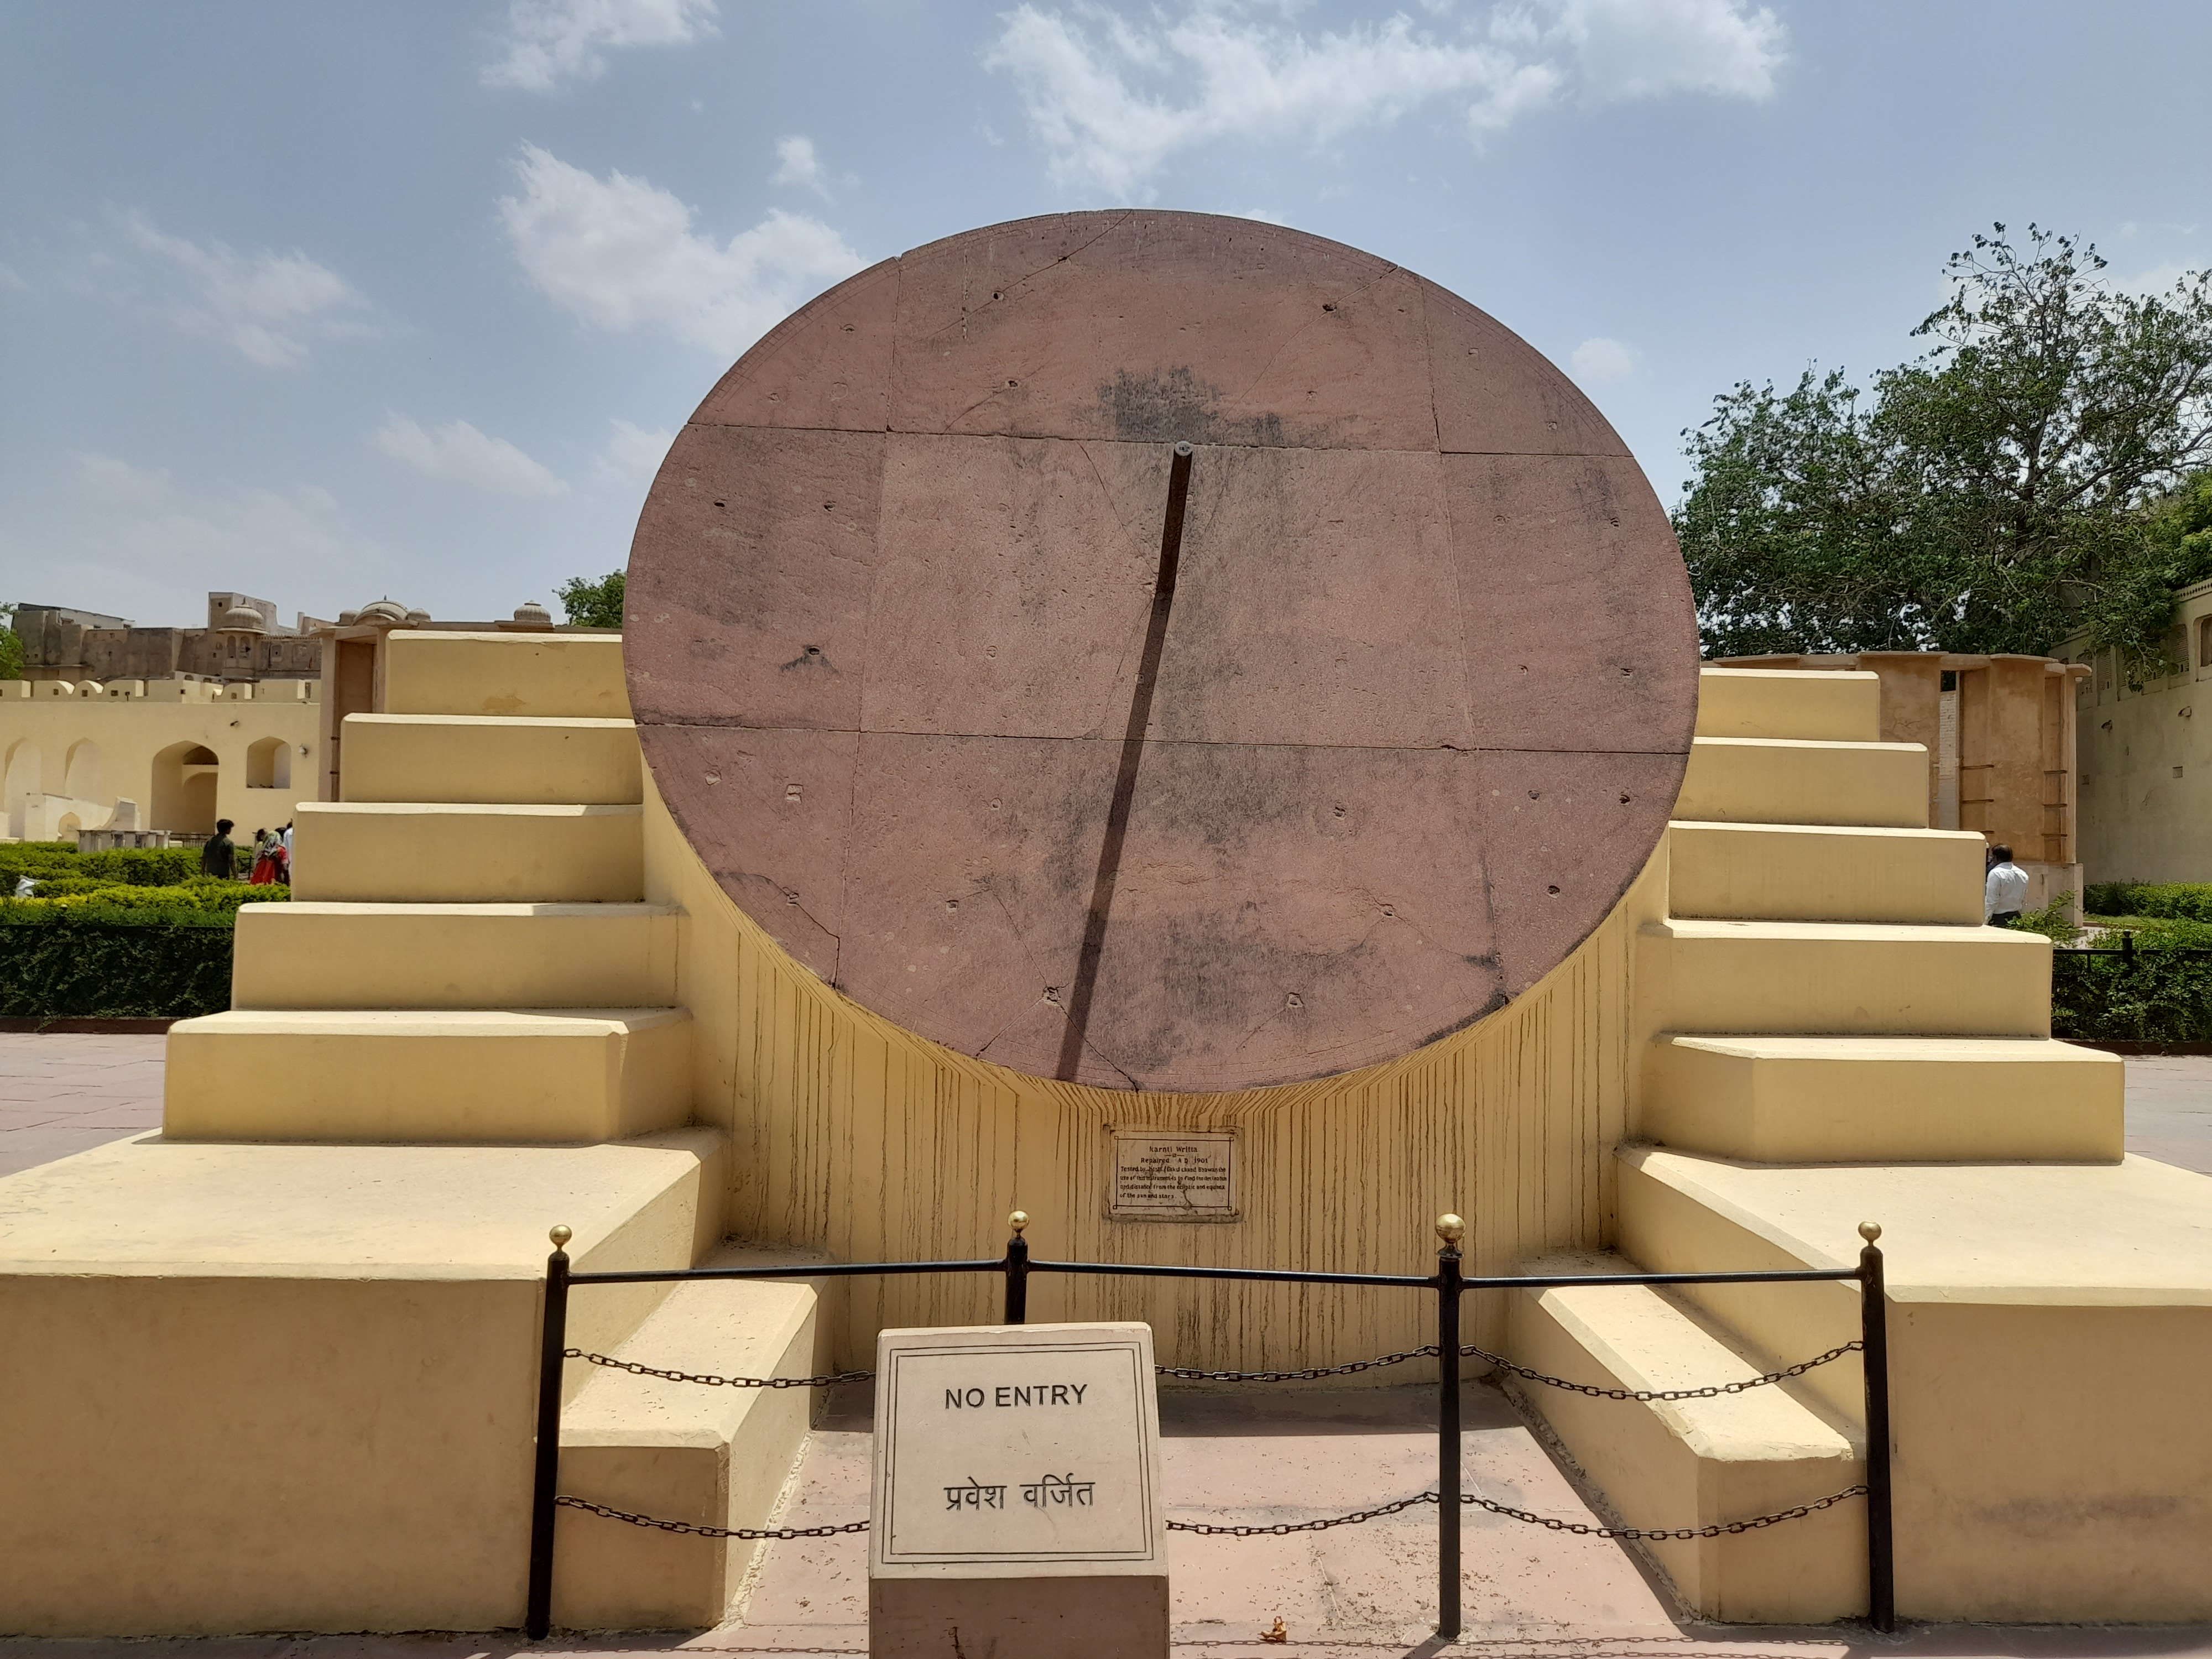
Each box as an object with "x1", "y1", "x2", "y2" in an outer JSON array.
[{"x1": 0, "y1": 1032, "x2": 164, "y2": 1178}]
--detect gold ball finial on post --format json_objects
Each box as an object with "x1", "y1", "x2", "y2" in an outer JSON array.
[
  {"x1": 1435, "y1": 1213, "x2": 1465, "y2": 1246},
  {"x1": 1858, "y1": 1220, "x2": 1882, "y2": 1244},
  {"x1": 1008, "y1": 1211, "x2": 1029, "y2": 1236},
  {"x1": 549, "y1": 1224, "x2": 572, "y2": 1250}
]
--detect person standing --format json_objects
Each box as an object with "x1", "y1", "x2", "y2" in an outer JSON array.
[
  {"x1": 201, "y1": 819, "x2": 238, "y2": 880},
  {"x1": 1984, "y1": 844, "x2": 2030, "y2": 925}
]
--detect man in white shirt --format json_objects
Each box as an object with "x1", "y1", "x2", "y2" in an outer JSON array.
[{"x1": 1984, "y1": 844, "x2": 2030, "y2": 925}]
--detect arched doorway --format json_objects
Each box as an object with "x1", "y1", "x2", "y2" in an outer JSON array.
[
  {"x1": 62, "y1": 738, "x2": 105, "y2": 802},
  {"x1": 2, "y1": 739, "x2": 41, "y2": 841},
  {"x1": 151, "y1": 742, "x2": 220, "y2": 833},
  {"x1": 247, "y1": 736, "x2": 290, "y2": 790}
]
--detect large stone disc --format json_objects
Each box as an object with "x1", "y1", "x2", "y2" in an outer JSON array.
[{"x1": 626, "y1": 210, "x2": 1697, "y2": 1092}]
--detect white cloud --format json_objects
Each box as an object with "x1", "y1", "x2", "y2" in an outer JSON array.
[
  {"x1": 595, "y1": 418, "x2": 675, "y2": 486},
  {"x1": 499, "y1": 143, "x2": 863, "y2": 356},
  {"x1": 483, "y1": 0, "x2": 718, "y2": 92},
  {"x1": 984, "y1": 0, "x2": 1784, "y2": 198},
  {"x1": 19, "y1": 454, "x2": 384, "y2": 619},
  {"x1": 1570, "y1": 335, "x2": 1640, "y2": 382},
  {"x1": 117, "y1": 211, "x2": 369, "y2": 367},
  {"x1": 1548, "y1": 0, "x2": 1783, "y2": 102},
  {"x1": 771, "y1": 135, "x2": 833, "y2": 200},
  {"x1": 372, "y1": 415, "x2": 567, "y2": 496},
  {"x1": 2120, "y1": 261, "x2": 2196, "y2": 298}
]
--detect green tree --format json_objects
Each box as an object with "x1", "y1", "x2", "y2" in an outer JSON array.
[
  {"x1": 0, "y1": 603, "x2": 22, "y2": 681},
  {"x1": 1677, "y1": 226, "x2": 2212, "y2": 674},
  {"x1": 556, "y1": 570, "x2": 625, "y2": 630}
]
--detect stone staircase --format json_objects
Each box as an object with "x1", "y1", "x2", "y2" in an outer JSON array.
[
  {"x1": 1508, "y1": 667, "x2": 2212, "y2": 1625},
  {"x1": 0, "y1": 630, "x2": 821, "y2": 1635}
]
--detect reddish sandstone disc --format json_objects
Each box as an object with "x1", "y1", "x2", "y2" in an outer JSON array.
[{"x1": 625, "y1": 211, "x2": 1696, "y2": 1093}]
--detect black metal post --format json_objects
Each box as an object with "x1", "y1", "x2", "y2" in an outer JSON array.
[
  {"x1": 1436, "y1": 1214, "x2": 1465, "y2": 1640},
  {"x1": 1858, "y1": 1222, "x2": 1895, "y2": 1634},
  {"x1": 525, "y1": 1225, "x2": 572, "y2": 1641},
  {"x1": 1003, "y1": 1210, "x2": 1030, "y2": 1325}
]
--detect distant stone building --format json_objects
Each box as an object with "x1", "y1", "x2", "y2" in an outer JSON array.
[
  {"x1": 2062, "y1": 572, "x2": 2212, "y2": 884},
  {"x1": 3, "y1": 594, "x2": 572, "y2": 841},
  {"x1": 10, "y1": 593, "x2": 328, "y2": 686},
  {"x1": 1715, "y1": 650, "x2": 2088, "y2": 913}
]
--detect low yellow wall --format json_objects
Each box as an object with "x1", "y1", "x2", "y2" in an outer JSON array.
[
  {"x1": 0, "y1": 686, "x2": 319, "y2": 839},
  {"x1": 641, "y1": 778, "x2": 1663, "y2": 1371}
]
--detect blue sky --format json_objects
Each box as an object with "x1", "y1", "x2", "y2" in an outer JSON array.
[{"x1": 4, "y1": 0, "x2": 2209, "y2": 628}]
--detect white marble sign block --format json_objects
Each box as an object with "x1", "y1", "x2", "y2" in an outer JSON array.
[{"x1": 869, "y1": 1322, "x2": 1168, "y2": 1657}]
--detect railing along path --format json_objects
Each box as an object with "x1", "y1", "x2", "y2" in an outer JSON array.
[{"x1": 525, "y1": 1212, "x2": 1895, "y2": 1641}]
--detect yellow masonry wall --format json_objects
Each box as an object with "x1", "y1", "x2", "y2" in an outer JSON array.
[{"x1": 643, "y1": 778, "x2": 1661, "y2": 1373}]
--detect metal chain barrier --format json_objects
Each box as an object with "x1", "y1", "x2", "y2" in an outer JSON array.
[
  {"x1": 555, "y1": 1495, "x2": 869, "y2": 1540},
  {"x1": 1463, "y1": 1338, "x2": 1865, "y2": 1402},
  {"x1": 559, "y1": 1480, "x2": 1865, "y2": 1546},
  {"x1": 1168, "y1": 1486, "x2": 1867, "y2": 1541},
  {"x1": 1155, "y1": 1345, "x2": 1439, "y2": 1383},
  {"x1": 564, "y1": 1347, "x2": 873, "y2": 1390},
  {"x1": 1460, "y1": 1484, "x2": 1869, "y2": 1541},
  {"x1": 1166, "y1": 1493, "x2": 1437, "y2": 1535},
  {"x1": 566, "y1": 1338, "x2": 1861, "y2": 1400}
]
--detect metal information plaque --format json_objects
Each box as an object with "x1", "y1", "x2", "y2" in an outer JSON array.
[
  {"x1": 871, "y1": 1322, "x2": 1165, "y2": 1569},
  {"x1": 1109, "y1": 1130, "x2": 1237, "y2": 1220}
]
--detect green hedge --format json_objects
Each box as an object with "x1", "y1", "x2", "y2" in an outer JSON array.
[
  {"x1": 0, "y1": 842, "x2": 205, "y2": 888},
  {"x1": 2052, "y1": 947, "x2": 2212, "y2": 1043},
  {"x1": 0, "y1": 913, "x2": 235, "y2": 1019},
  {"x1": 1, "y1": 879, "x2": 286, "y2": 919},
  {"x1": 2084, "y1": 882, "x2": 2212, "y2": 925},
  {"x1": 2003, "y1": 897, "x2": 2212, "y2": 1043}
]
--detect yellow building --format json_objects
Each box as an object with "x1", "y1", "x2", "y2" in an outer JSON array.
[
  {"x1": 0, "y1": 676, "x2": 319, "y2": 842},
  {"x1": 2065, "y1": 573, "x2": 2212, "y2": 884}
]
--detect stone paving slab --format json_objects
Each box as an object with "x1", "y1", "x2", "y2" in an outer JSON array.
[{"x1": 0, "y1": 1033, "x2": 164, "y2": 1178}]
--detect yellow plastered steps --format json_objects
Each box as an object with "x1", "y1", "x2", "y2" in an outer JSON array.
[
  {"x1": 1614, "y1": 1146, "x2": 2212, "y2": 1623},
  {"x1": 1694, "y1": 667, "x2": 1881, "y2": 742},
  {"x1": 164, "y1": 1008, "x2": 695, "y2": 1144},
  {"x1": 1676, "y1": 738, "x2": 1929, "y2": 828},
  {"x1": 339, "y1": 714, "x2": 643, "y2": 806},
  {"x1": 231, "y1": 901, "x2": 680, "y2": 1010},
  {"x1": 1508, "y1": 1252, "x2": 1864, "y2": 1624},
  {"x1": 553, "y1": 1243, "x2": 831, "y2": 1630},
  {"x1": 1638, "y1": 919, "x2": 2051, "y2": 1036},
  {"x1": 0, "y1": 1129, "x2": 726, "y2": 1637},
  {"x1": 290, "y1": 801, "x2": 645, "y2": 902},
  {"x1": 1643, "y1": 1035, "x2": 2123, "y2": 1164},
  {"x1": 1667, "y1": 821, "x2": 1986, "y2": 925},
  {"x1": 381, "y1": 628, "x2": 630, "y2": 719}
]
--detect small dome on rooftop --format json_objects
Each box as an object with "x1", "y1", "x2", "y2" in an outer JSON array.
[
  {"x1": 218, "y1": 602, "x2": 265, "y2": 633},
  {"x1": 354, "y1": 599, "x2": 410, "y2": 627},
  {"x1": 513, "y1": 601, "x2": 552, "y2": 624}
]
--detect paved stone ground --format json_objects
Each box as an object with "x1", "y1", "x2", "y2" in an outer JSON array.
[
  {"x1": 2, "y1": 1036, "x2": 2210, "y2": 1653},
  {"x1": 0, "y1": 1032, "x2": 164, "y2": 1178}
]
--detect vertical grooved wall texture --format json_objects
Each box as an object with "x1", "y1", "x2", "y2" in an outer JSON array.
[{"x1": 645, "y1": 781, "x2": 1657, "y2": 1372}]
